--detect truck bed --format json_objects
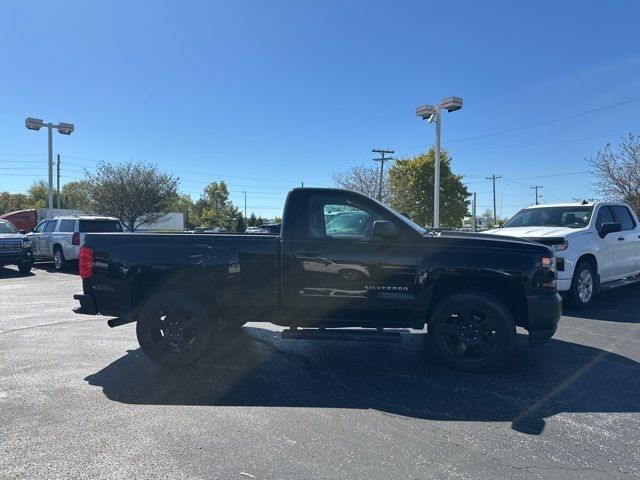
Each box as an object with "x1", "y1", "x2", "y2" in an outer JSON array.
[{"x1": 81, "y1": 233, "x2": 280, "y2": 319}]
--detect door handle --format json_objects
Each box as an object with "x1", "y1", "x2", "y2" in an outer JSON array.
[
  {"x1": 618, "y1": 237, "x2": 625, "y2": 241},
  {"x1": 298, "y1": 249, "x2": 322, "y2": 257}
]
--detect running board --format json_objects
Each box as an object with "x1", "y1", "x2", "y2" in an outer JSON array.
[
  {"x1": 600, "y1": 274, "x2": 640, "y2": 291},
  {"x1": 281, "y1": 328, "x2": 406, "y2": 343}
]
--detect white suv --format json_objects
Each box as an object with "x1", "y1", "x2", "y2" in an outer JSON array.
[
  {"x1": 28, "y1": 216, "x2": 125, "y2": 271},
  {"x1": 484, "y1": 202, "x2": 640, "y2": 308}
]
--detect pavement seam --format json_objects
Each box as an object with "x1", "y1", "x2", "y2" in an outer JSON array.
[{"x1": 0, "y1": 317, "x2": 101, "y2": 336}]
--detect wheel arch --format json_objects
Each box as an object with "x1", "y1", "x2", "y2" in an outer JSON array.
[
  {"x1": 576, "y1": 253, "x2": 598, "y2": 272},
  {"x1": 427, "y1": 274, "x2": 527, "y2": 328},
  {"x1": 131, "y1": 268, "x2": 220, "y2": 319}
]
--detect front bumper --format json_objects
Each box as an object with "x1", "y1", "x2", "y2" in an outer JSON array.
[
  {"x1": 73, "y1": 293, "x2": 98, "y2": 315},
  {"x1": 0, "y1": 250, "x2": 33, "y2": 266},
  {"x1": 526, "y1": 292, "x2": 562, "y2": 346}
]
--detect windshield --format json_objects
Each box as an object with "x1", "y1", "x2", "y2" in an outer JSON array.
[
  {"x1": 0, "y1": 221, "x2": 18, "y2": 234},
  {"x1": 503, "y1": 206, "x2": 594, "y2": 229}
]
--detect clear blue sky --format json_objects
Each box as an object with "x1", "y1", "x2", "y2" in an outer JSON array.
[{"x1": 1, "y1": 0, "x2": 639, "y2": 220}]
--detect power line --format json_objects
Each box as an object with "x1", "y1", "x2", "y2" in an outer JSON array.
[
  {"x1": 445, "y1": 98, "x2": 640, "y2": 144},
  {"x1": 510, "y1": 171, "x2": 590, "y2": 180}
]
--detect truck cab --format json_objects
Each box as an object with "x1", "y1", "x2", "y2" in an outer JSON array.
[{"x1": 484, "y1": 202, "x2": 640, "y2": 308}]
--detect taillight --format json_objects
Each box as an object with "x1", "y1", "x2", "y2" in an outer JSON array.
[
  {"x1": 79, "y1": 246, "x2": 93, "y2": 279},
  {"x1": 72, "y1": 232, "x2": 80, "y2": 246}
]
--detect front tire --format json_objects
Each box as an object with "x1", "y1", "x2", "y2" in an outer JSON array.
[
  {"x1": 18, "y1": 262, "x2": 33, "y2": 274},
  {"x1": 428, "y1": 293, "x2": 516, "y2": 373},
  {"x1": 53, "y1": 247, "x2": 67, "y2": 272},
  {"x1": 136, "y1": 291, "x2": 214, "y2": 368},
  {"x1": 567, "y1": 261, "x2": 596, "y2": 309}
]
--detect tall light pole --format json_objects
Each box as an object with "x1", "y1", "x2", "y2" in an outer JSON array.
[
  {"x1": 372, "y1": 148, "x2": 394, "y2": 201},
  {"x1": 241, "y1": 191, "x2": 247, "y2": 219},
  {"x1": 416, "y1": 97, "x2": 463, "y2": 228},
  {"x1": 25, "y1": 118, "x2": 74, "y2": 219}
]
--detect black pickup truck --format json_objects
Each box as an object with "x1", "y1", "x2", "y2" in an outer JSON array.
[{"x1": 74, "y1": 187, "x2": 561, "y2": 372}]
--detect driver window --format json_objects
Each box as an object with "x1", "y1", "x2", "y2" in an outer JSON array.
[
  {"x1": 308, "y1": 195, "x2": 381, "y2": 239},
  {"x1": 34, "y1": 221, "x2": 47, "y2": 233},
  {"x1": 595, "y1": 206, "x2": 614, "y2": 230}
]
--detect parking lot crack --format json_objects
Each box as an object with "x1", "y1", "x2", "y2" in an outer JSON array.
[{"x1": 0, "y1": 317, "x2": 100, "y2": 336}]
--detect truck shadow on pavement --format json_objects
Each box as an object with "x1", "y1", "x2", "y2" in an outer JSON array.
[
  {"x1": 33, "y1": 262, "x2": 79, "y2": 275},
  {"x1": 85, "y1": 329, "x2": 640, "y2": 436},
  {"x1": 562, "y1": 284, "x2": 640, "y2": 323},
  {"x1": 0, "y1": 266, "x2": 35, "y2": 278}
]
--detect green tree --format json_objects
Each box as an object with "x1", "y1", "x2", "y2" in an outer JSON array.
[
  {"x1": 192, "y1": 181, "x2": 240, "y2": 231},
  {"x1": 388, "y1": 148, "x2": 469, "y2": 227},
  {"x1": 170, "y1": 194, "x2": 196, "y2": 229},
  {"x1": 60, "y1": 180, "x2": 92, "y2": 210},
  {"x1": 0, "y1": 192, "x2": 31, "y2": 214},
  {"x1": 235, "y1": 213, "x2": 246, "y2": 233},
  {"x1": 86, "y1": 161, "x2": 179, "y2": 231},
  {"x1": 27, "y1": 180, "x2": 52, "y2": 209},
  {"x1": 247, "y1": 212, "x2": 258, "y2": 227}
]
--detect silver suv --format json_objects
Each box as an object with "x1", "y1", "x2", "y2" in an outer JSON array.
[{"x1": 27, "y1": 216, "x2": 125, "y2": 271}]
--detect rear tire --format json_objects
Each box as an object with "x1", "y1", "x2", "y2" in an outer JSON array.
[
  {"x1": 567, "y1": 261, "x2": 596, "y2": 309},
  {"x1": 428, "y1": 293, "x2": 516, "y2": 373},
  {"x1": 53, "y1": 247, "x2": 67, "y2": 272},
  {"x1": 18, "y1": 262, "x2": 33, "y2": 274},
  {"x1": 136, "y1": 291, "x2": 215, "y2": 368}
]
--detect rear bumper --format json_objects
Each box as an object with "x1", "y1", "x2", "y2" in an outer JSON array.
[
  {"x1": 526, "y1": 292, "x2": 562, "y2": 345},
  {"x1": 73, "y1": 293, "x2": 98, "y2": 315}
]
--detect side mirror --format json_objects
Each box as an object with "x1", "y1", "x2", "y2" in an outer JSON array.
[
  {"x1": 372, "y1": 220, "x2": 398, "y2": 240},
  {"x1": 19, "y1": 229, "x2": 27, "y2": 234},
  {"x1": 599, "y1": 221, "x2": 621, "y2": 238}
]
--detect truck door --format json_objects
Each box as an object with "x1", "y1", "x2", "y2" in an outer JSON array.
[
  {"x1": 28, "y1": 220, "x2": 47, "y2": 257},
  {"x1": 42, "y1": 220, "x2": 57, "y2": 258},
  {"x1": 287, "y1": 191, "x2": 420, "y2": 323},
  {"x1": 593, "y1": 206, "x2": 616, "y2": 282},
  {"x1": 609, "y1": 205, "x2": 640, "y2": 277}
]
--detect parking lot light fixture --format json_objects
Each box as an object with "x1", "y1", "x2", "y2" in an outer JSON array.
[
  {"x1": 416, "y1": 96, "x2": 463, "y2": 228},
  {"x1": 24, "y1": 118, "x2": 75, "y2": 219}
]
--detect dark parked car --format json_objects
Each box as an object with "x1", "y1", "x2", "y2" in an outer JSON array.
[
  {"x1": 74, "y1": 188, "x2": 561, "y2": 372},
  {"x1": 0, "y1": 220, "x2": 34, "y2": 274}
]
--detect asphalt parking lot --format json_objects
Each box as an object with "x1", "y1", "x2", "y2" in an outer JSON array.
[{"x1": 1, "y1": 264, "x2": 639, "y2": 479}]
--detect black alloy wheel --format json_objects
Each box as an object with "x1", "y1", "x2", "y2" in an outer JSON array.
[
  {"x1": 136, "y1": 291, "x2": 214, "y2": 368},
  {"x1": 429, "y1": 293, "x2": 516, "y2": 373}
]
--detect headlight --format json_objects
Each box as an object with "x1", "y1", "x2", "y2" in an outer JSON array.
[
  {"x1": 553, "y1": 241, "x2": 568, "y2": 252},
  {"x1": 539, "y1": 256, "x2": 557, "y2": 290},
  {"x1": 22, "y1": 239, "x2": 32, "y2": 249},
  {"x1": 541, "y1": 256, "x2": 556, "y2": 271}
]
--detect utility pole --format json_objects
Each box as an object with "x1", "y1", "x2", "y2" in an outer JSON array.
[
  {"x1": 486, "y1": 174, "x2": 502, "y2": 224},
  {"x1": 56, "y1": 154, "x2": 61, "y2": 209},
  {"x1": 372, "y1": 148, "x2": 394, "y2": 202},
  {"x1": 531, "y1": 185, "x2": 543, "y2": 205},
  {"x1": 472, "y1": 192, "x2": 477, "y2": 232},
  {"x1": 241, "y1": 191, "x2": 247, "y2": 219}
]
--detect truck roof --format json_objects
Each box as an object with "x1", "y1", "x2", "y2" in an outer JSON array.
[
  {"x1": 522, "y1": 201, "x2": 629, "y2": 209},
  {"x1": 51, "y1": 215, "x2": 120, "y2": 221}
]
